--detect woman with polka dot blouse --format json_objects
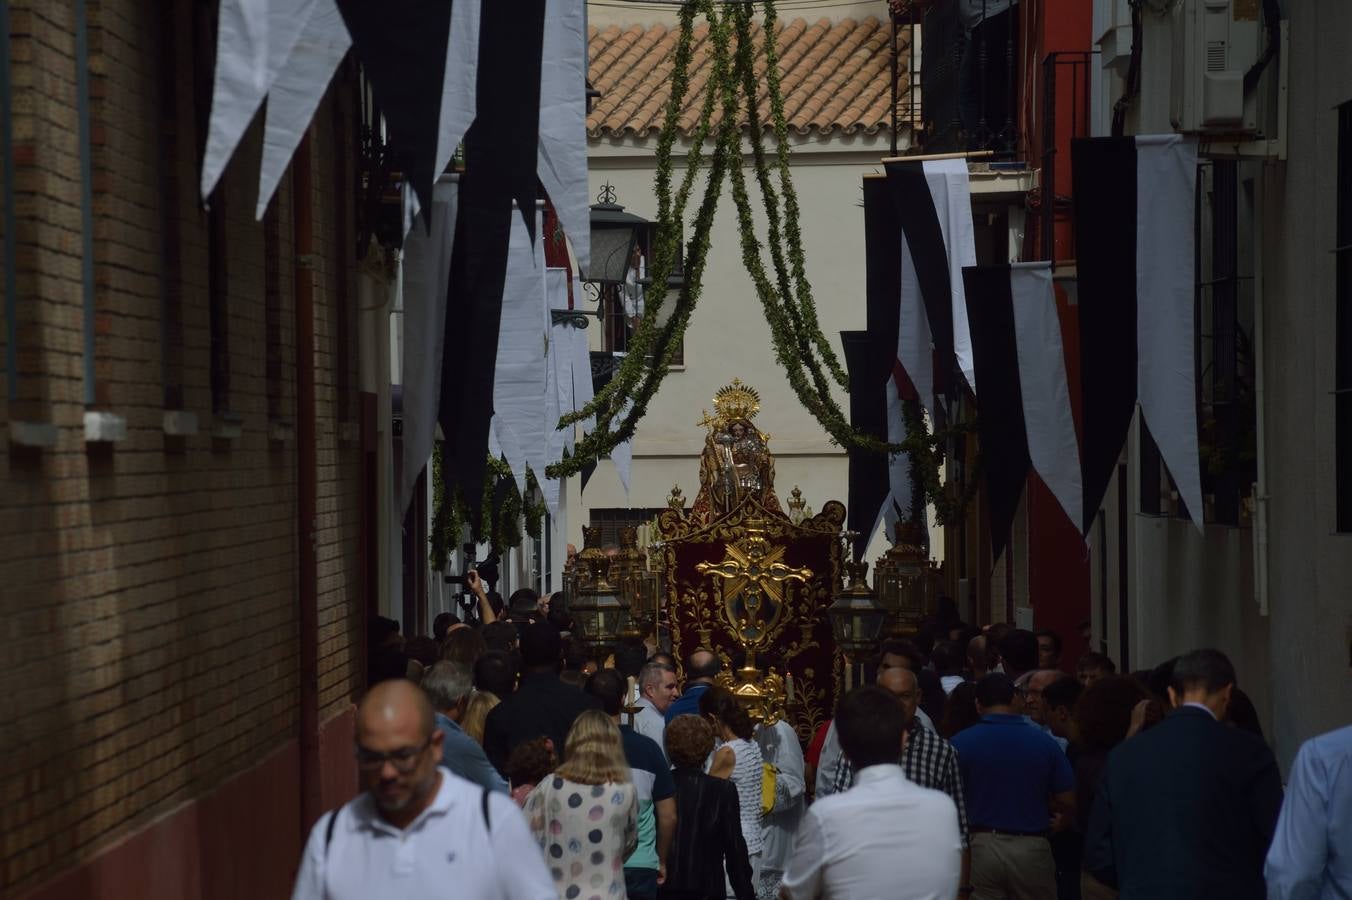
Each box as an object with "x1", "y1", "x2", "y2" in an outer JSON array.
[{"x1": 526, "y1": 709, "x2": 639, "y2": 899}]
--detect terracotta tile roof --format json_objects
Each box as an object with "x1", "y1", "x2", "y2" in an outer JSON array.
[{"x1": 588, "y1": 17, "x2": 910, "y2": 139}]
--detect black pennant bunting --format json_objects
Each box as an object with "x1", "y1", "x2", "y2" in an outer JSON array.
[
  {"x1": 964, "y1": 266, "x2": 1033, "y2": 566},
  {"x1": 1072, "y1": 138, "x2": 1139, "y2": 534},
  {"x1": 333, "y1": 0, "x2": 451, "y2": 222},
  {"x1": 843, "y1": 331, "x2": 888, "y2": 561},
  {"x1": 884, "y1": 161, "x2": 957, "y2": 402},
  {"x1": 468, "y1": 0, "x2": 546, "y2": 242}
]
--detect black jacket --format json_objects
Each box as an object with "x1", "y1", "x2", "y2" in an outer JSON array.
[
  {"x1": 659, "y1": 767, "x2": 755, "y2": 900},
  {"x1": 1084, "y1": 705, "x2": 1283, "y2": 900},
  {"x1": 482, "y1": 671, "x2": 602, "y2": 774}
]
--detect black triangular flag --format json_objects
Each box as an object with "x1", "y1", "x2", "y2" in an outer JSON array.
[{"x1": 334, "y1": 0, "x2": 451, "y2": 222}]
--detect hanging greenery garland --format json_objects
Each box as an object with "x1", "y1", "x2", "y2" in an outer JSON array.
[
  {"x1": 430, "y1": 445, "x2": 547, "y2": 570},
  {"x1": 545, "y1": 0, "x2": 979, "y2": 525}
]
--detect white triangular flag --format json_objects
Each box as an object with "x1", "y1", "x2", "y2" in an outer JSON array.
[
  {"x1": 537, "y1": 0, "x2": 589, "y2": 273},
  {"x1": 255, "y1": 0, "x2": 351, "y2": 218},
  {"x1": 202, "y1": 0, "x2": 272, "y2": 201}
]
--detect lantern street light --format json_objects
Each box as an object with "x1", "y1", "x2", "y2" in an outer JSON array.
[
  {"x1": 827, "y1": 559, "x2": 887, "y2": 661},
  {"x1": 586, "y1": 183, "x2": 653, "y2": 286},
  {"x1": 568, "y1": 525, "x2": 632, "y2": 656},
  {"x1": 874, "y1": 520, "x2": 938, "y2": 638}
]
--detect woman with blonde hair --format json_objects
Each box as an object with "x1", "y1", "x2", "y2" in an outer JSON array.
[
  {"x1": 525, "y1": 709, "x2": 638, "y2": 900},
  {"x1": 460, "y1": 690, "x2": 499, "y2": 746}
]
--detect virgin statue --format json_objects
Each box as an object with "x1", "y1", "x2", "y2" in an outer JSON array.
[{"x1": 690, "y1": 379, "x2": 782, "y2": 523}]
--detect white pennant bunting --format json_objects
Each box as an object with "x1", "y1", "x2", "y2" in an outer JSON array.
[
  {"x1": 538, "y1": 0, "x2": 590, "y2": 273},
  {"x1": 398, "y1": 177, "x2": 458, "y2": 515},
  {"x1": 542, "y1": 269, "x2": 572, "y2": 517},
  {"x1": 924, "y1": 159, "x2": 979, "y2": 395},
  {"x1": 1136, "y1": 135, "x2": 1204, "y2": 532},
  {"x1": 492, "y1": 205, "x2": 548, "y2": 495},
  {"x1": 896, "y1": 232, "x2": 936, "y2": 419},
  {"x1": 202, "y1": 0, "x2": 273, "y2": 201},
  {"x1": 255, "y1": 0, "x2": 351, "y2": 218},
  {"x1": 432, "y1": 0, "x2": 481, "y2": 182},
  {"x1": 1009, "y1": 263, "x2": 1083, "y2": 533}
]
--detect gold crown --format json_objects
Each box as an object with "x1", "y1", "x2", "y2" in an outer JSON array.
[{"x1": 712, "y1": 378, "x2": 761, "y2": 424}]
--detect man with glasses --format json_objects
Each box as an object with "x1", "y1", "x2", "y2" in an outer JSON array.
[
  {"x1": 1018, "y1": 669, "x2": 1070, "y2": 752},
  {"x1": 290, "y1": 679, "x2": 555, "y2": 900}
]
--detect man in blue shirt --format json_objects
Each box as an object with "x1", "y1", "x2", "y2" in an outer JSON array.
[
  {"x1": 1265, "y1": 711, "x2": 1352, "y2": 897},
  {"x1": 951, "y1": 673, "x2": 1074, "y2": 900},
  {"x1": 665, "y1": 649, "x2": 720, "y2": 723},
  {"x1": 585, "y1": 669, "x2": 676, "y2": 900},
  {"x1": 422, "y1": 661, "x2": 509, "y2": 794}
]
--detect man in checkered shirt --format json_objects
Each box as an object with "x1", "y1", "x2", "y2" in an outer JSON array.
[{"x1": 828, "y1": 666, "x2": 972, "y2": 890}]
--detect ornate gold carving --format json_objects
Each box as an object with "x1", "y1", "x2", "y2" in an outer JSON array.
[
  {"x1": 696, "y1": 519, "x2": 812, "y2": 663},
  {"x1": 712, "y1": 377, "x2": 761, "y2": 425},
  {"x1": 660, "y1": 493, "x2": 843, "y2": 743}
]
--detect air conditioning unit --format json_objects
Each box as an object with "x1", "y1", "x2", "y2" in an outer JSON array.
[{"x1": 1171, "y1": 0, "x2": 1263, "y2": 134}]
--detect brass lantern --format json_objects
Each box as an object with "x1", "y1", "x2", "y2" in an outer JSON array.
[
  {"x1": 827, "y1": 560, "x2": 886, "y2": 659},
  {"x1": 571, "y1": 550, "x2": 631, "y2": 656},
  {"x1": 873, "y1": 520, "x2": 936, "y2": 637},
  {"x1": 614, "y1": 526, "x2": 649, "y2": 641},
  {"x1": 570, "y1": 525, "x2": 632, "y2": 654}
]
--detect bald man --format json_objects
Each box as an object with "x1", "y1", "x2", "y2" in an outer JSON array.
[
  {"x1": 826, "y1": 667, "x2": 971, "y2": 878},
  {"x1": 290, "y1": 680, "x2": 555, "y2": 900},
  {"x1": 664, "y1": 649, "x2": 720, "y2": 723}
]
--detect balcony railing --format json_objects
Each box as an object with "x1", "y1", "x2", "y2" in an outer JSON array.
[
  {"x1": 1038, "y1": 51, "x2": 1094, "y2": 264},
  {"x1": 905, "y1": 0, "x2": 1020, "y2": 156}
]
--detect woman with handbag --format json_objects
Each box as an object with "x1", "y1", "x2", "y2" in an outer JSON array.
[{"x1": 700, "y1": 686, "x2": 766, "y2": 895}]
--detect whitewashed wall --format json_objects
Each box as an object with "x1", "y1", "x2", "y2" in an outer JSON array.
[{"x1": 574, "y1": 133, "x2": 914, "y2": 569}]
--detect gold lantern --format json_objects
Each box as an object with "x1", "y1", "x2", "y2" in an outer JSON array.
[
  {"x1": 873, "y1": 520, "x2": 937, "y2": 637},
  {"x1": 570, "y1": 525, "x2": 632, "y2": 655},
  {"x1": 827, "y1": 559, "x2": 887, "y2": 660}
]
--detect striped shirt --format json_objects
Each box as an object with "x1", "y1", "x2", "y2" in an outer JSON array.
[
  {"x1": 722, "y1": 737, "x2": 765, "y2": 855},
  {"x1": 829, "y1": 719, "x2": 970, "y2": 846}
]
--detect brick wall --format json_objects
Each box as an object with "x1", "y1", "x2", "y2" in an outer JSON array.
[{"x1": 0, "y1": 1, "x2": 364, "y2": 895}]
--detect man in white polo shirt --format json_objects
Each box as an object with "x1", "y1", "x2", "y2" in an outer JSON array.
[
  {"x1": 780, "y1": 685, "x2": 962, "y2": 900},
  {"x1": 290, "y1": 679, "x2": 555, "y2": 900}
]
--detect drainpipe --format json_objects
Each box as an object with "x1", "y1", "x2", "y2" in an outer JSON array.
[
  {"x1": 1, "y1": 0, "x2": 16, "y2": 407},
  {"x1": 1252, "y1": 164, "x2": 1269, "y2": 617},
  {"x1": 294, "y1": 134, "x2": 322, "y2": 830},
  {"x1": 74, "y1": 0, "x2": 95, "y2": 407}
]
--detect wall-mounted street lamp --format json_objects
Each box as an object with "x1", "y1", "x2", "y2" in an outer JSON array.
[{"x1": 587, "y1": 183, "x2": 654, "y2": 286}]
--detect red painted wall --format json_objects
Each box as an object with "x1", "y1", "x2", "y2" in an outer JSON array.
[
  {"x1": 1026, "y1": 0, "x2": 1094, "y2": 663},
  {"x1": 22, "y1": 708, "x2": 357, "y2": 900},
  {"x1": 1024, "y1": 0, "x2": 1094, "y2": 262}
]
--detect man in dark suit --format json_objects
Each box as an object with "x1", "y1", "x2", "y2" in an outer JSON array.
[
  {"x1": 482, "y1": 621, "x2": 601, "y2": 774},
  {"x1": 1084, "y1": 648, "x2": 1283, "y2": 900}
]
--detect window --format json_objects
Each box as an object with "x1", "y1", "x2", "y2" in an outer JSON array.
[
  {"x1": 264, "y1": 203, "x2": 286, "y2": 424},
  {"x1": 193, "y1": 1, "x2": 231, "y2": 418},
  {"x1": 1336, "y1": 102, "x2": 1352, "y2": 531}
]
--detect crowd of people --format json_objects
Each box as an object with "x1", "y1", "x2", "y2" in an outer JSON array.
[{"x1": 294, "y1": 579, "x2": 1350, "y2": 900}]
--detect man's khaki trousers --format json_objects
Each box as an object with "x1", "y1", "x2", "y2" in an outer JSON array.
[{"x1": 970, "y1": 832, "x2": 1057, "y2": 900}]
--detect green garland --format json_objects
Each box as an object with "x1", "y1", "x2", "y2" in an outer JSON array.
[
  {"x1": 429, "y1": 445, "x2": 547, "y2": 570},
  {"x1": 898, "y1": 400, "x2": 982, "y2": 526},
  {"x1": 544, "y1": 0, "x2": 979, "y2": 526}
]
